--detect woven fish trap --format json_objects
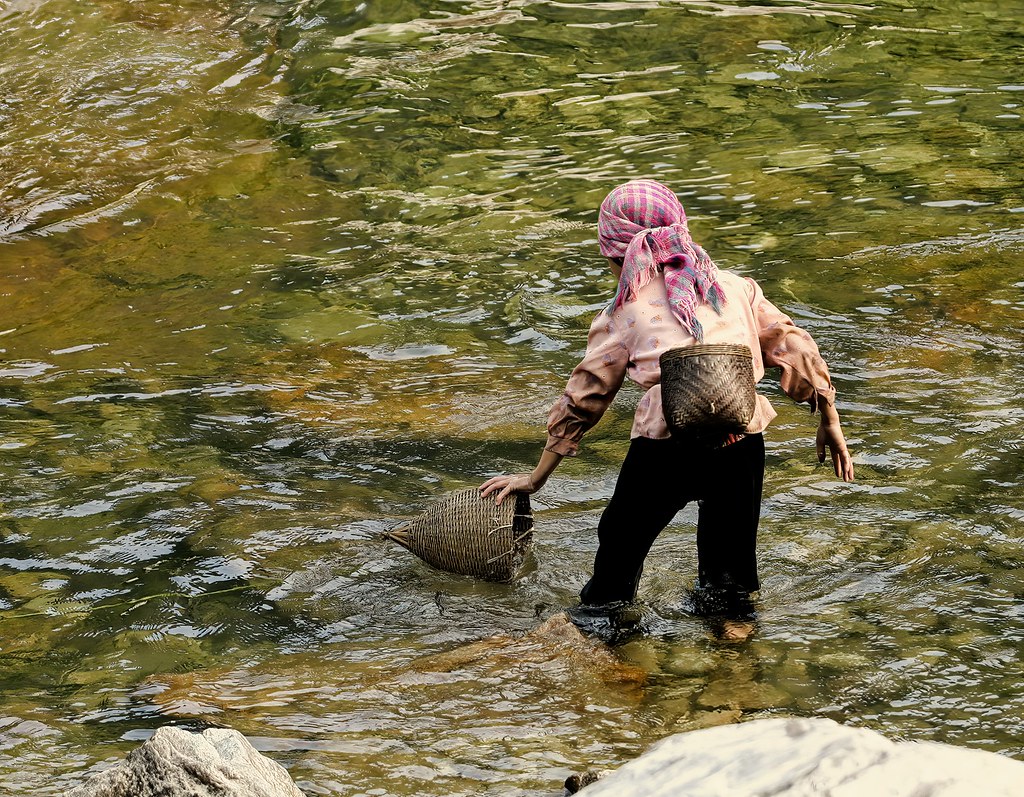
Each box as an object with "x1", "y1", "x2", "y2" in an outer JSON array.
[
  {"x1": 660, "y1": 343, "x2": 756, "y2": 443},
  {"x1": 384, "y1": 489, "x2": 534, "y2": 582}
]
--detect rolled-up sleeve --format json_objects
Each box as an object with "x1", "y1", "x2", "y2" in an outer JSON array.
[
  {"x1": 545, "y1": 312, "x2": 630, "y2": 456},
  {"x1": 747, "y1": 278, "x2": 836, "y2": 413}
]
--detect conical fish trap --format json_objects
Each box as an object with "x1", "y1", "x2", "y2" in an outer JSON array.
[
  {"x1": 660, "y1": 344, "x2": 756, "y2": 444},
  {"x1": 384, "y1": 489, "x2": 534, "y2": 582}
]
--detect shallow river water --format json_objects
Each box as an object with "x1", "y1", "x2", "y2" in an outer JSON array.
[{"x1": 1, "y1": 0, "x2": 1023, "y2": 794}]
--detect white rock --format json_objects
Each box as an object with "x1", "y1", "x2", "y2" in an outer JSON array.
[
  {"x1": 579, "y1": 717, "x2": 1024, "y2": 797},
  {"x1": 66, "y1": 726, "x2": 304, "y2": 797}
]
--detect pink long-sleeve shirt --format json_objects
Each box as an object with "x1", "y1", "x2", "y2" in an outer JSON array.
[{"x1": 545, "y1": 270, "x2": 837, "y2": 456}]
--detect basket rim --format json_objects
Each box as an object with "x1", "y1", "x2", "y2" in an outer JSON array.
[{"x1": 660, "y1": 343, "x2": 753, "y2": 362}]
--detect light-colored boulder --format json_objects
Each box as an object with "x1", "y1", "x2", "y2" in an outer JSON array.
[
  {"x1": 579, "y1": 717, "x2": 1024, "y2": 796},
  {"x1": 66, "y1": 726, "x2": 304, "y2": 797}
]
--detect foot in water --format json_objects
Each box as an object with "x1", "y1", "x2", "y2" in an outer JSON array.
[
  {"x1": 715, "y1": 618, "x2": 757, "y2": 643},
  {"x1": 689, "y1": 578, "x2": 758, "y2": 643},
  {"x1": 566, "y1": 600, "x2": 647, "y2": 644}
]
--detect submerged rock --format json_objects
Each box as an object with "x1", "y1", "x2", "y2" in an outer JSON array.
[
  {"x1": 575, "y1": 717, "x2": 1024, "y2": 796},
  {"x1": 409, "y1": 611, "x2": 647, "y2": 691},
  {"x1": 66, "y1": 727, "x2": 303, "y2": 797}
]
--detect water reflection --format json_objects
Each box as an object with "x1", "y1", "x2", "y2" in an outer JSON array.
[{"x1": 2, "y1": 0, "x2": 1024, "y2": 794}]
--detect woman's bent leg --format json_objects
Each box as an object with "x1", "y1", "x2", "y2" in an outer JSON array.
[
  {"x1": 695, "y1": 433, "x2": 765, "y2": 596},
  {"x1": 580, "y1": 437, "x2": 689, "y2": 605}
]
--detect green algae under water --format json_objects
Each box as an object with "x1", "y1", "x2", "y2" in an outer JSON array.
[{"x1": 1, "y1": 0, "x2": 1023, "y2": 794}]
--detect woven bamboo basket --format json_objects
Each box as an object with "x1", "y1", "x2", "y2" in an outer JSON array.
[
  {"x1": 384, "y1": 489, "x2": 534, "y2": 582},
  {"x1": 660, "y1": 343, "x2": 756, "y2": 444}
]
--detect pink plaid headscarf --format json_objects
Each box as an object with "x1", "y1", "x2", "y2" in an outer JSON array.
[{"x1": 598, "y1": 179, "x2": 724, "y2": 341}]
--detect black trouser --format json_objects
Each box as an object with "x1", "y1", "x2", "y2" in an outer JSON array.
[{"x1": 580, "y1": 433, "x2": 765, "y2": 605}]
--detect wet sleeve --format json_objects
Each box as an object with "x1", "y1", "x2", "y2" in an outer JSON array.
[
  {"x1": 746, "y1": 278, "x2": 837, "y2": 413},
  {"x1": 545, "y1": 312, "x2": 630, "y2": 456}
]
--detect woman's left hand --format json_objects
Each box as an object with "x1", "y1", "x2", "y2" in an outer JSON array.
[
  {"x1": 480, "y1": 473, "x2": 543, "y2": 506},
  {"x1": 816, "y1": 419, "x2": 855, "y2": 482}
]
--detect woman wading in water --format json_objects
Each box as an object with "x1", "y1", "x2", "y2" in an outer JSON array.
[{"x1": 480, "y1": 180, "x2": 854, "y2": 619}]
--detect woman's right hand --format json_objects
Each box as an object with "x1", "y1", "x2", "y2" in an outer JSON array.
[
  {"x1": 480, "y1": 448, "x2": 564, "y2": 505},
  {"x1": 479, "y1": 473, "x2": 544, "y2": 506}
]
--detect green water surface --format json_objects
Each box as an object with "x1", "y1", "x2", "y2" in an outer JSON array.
[{"x1": 1, "y1": 0, "x2": 1023, "y2": 794}]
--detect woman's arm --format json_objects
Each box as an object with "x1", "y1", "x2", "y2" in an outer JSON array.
[
  {"x1": 480, "y1": 310, "x2": 629, "y2": 502},
  {"x1": 747, "y1": 278, "x2": 854, "y2": 482}
]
